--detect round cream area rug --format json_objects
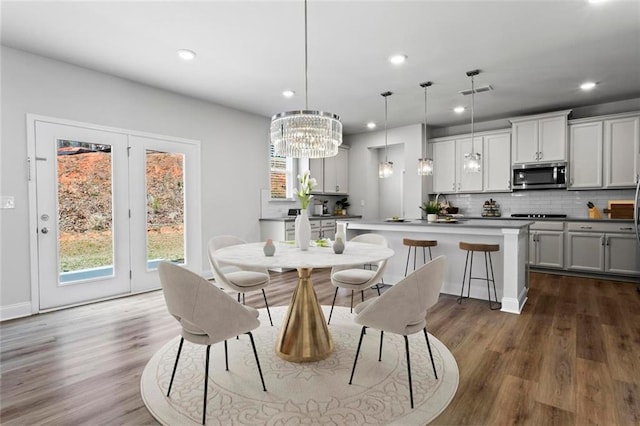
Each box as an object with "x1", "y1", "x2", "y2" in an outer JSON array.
[{"x1": 141, "y1": 306, "x2": 458, "y2": 425}]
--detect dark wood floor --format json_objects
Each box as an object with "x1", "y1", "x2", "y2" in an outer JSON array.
[{"x1": 1, "y1": 271, "x2": 639, "y2": 425}]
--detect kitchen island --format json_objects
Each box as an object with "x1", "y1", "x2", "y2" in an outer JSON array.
[{"x1": 339, "y1": 218, "x2": 533, "y2": 314}]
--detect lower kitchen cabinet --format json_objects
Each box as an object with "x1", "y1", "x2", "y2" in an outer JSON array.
[
  {"x1": 566, "y1": 222, "x2": 639, "y2": 276},
  {"x1": 529, "y1": 222, "x2": 564, "y2": 269},
  {"x1": 260, "y1": 218, "x2": 335, "y2": 242}
]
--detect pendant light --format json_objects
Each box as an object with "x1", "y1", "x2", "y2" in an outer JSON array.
[
  {"x1": 418, "y1": 81, "x2": 433, "y2": 176},
  {"x1": 270, "y1": 0, "x2": 342, "y2": 158},
  {"x1": 463, "y1": 69, "x2": 482, "y2": 173},
  {"x1": 379, "y1": 91, "x2": 394, "y2": 179}
]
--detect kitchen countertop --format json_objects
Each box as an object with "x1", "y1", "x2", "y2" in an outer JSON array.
[
  {"x1": 260, "y1": 215, "x2": 362, "y2": 222},
  {"x1": 340, "y1": 218, "x2": 533, "y2": 229},
  {"x1": 462, "y1": 216, "x2": 634, "y2": 223}
]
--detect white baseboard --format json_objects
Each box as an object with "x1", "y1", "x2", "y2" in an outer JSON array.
[{"x1": 0, "y1": 302, "x2": 33, "y2": 322}]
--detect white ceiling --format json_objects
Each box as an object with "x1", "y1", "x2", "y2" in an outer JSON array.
[{"x1": 2, "y1": 0, "x2": 639, "y2": 134}]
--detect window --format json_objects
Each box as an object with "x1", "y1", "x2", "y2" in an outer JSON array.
[{"x1": 269, "y1": 144, "x2": 295, "y2": 200}]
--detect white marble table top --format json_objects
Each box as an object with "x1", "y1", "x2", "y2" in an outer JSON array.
[{"x1": 213, "y1": 241, "x2": 395, "y2": 270}]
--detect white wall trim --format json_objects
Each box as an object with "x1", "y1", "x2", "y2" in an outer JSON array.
[{"x1": 0, "y1": 302, "x2": 33, "y2": 322}]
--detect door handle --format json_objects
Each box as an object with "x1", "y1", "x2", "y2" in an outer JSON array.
[{"x1": 41, "y1": 227, "x2": 49, "y2": 234}]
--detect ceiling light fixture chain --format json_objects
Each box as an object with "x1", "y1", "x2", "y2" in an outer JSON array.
[
  {"x1": 418, "y1": 81, "x2": 433, "y2": 176},
  {"x1": 269, "y1": 0, "x2": 342, "y2": 159},
  {"x1": 379, "y1": 91, "x2": 394, "y2": 179}
]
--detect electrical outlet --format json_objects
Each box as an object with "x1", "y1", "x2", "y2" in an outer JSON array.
[{"x1": 1, "y1": 196, "x2": 15, "y2": 209}]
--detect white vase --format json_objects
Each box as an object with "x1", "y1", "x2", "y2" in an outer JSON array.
[
  {"x1": 427, "y1": 213, "x2": 438, "y2": 222},
  {"x1": 336, "y1": 222, "x2": 347, "y2": 242},
  {"x1": 294, "y1": 214, "x2": 301, "y2": 247},
  {"x1": 296, "y1": 210, "x2": 311, "y2": 251}
]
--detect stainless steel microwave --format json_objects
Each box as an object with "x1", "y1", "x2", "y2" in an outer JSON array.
[{"x1": 512, "y1": 162, "x2": 567, "y2": 190}]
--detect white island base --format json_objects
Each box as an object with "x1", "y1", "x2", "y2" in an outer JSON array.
[{"x1": 341, "y1": 219, "x2": 532, "y2": 314}]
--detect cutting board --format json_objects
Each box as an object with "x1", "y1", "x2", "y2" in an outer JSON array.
[{"x1": 606, "y1": 200, "x2": 635, "y2": 219}]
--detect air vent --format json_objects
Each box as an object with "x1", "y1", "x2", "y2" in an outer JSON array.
[{"x1": 459, "y1": 85, "x2": 493, "y2": 96}]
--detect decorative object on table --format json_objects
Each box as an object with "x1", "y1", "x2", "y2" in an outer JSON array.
[
  {"x1": 481, "y1": 199, "x2": 501, "y2": 217},
  {"x1": 462, "y1": 69, "x2": 482, "y2": 173},
  {"x1": 420, "y1": 201, "x2": 441, "y2": 222},
  {"x1": 417, "y1": 81, "x2": 434, "y2": 176},
  {"x1": 333, "y1": 237, "x2": 345, "y2": 254},
  {"x1": 336, "y1": 222, "x2": 347, "y2": 242},
  {"x1": 295, "y1": 171, "x2": 316, "y2": 250},
  {"x1": 379, "y1": 91, "x2": 394, "y2": 178},
  {"x1": 335, "y1": 197, "x2": 350, "y2": 215},
  {"x1": 263, "y1": 239, "x2": 276, "y2": 256},
  {"x1": 269, "y1": 0, "x2": 342, "y2": 159}
]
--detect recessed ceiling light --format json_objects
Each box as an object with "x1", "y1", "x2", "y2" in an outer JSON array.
[
  {"x1": 177, "y1": 49, "x2": 196, "y2": 61},
  {"x1": 282, "y1": 90, "x2": 295, "y2": 98},
  {"x1": 588, "y1": 0, "x2": 608, "y2": 4},
  {"x1": 580, "y1": 81, "x2": 597, "y2": 91},
  {"x1": 388, "y1": 54, "x2": 408, "y2": 65},
  {"x1": 367, "y1": 122, "x2": 376, "y2": 129},
  {"x1": 454, "y1": 106, "x2": 466, "y2": 114}
]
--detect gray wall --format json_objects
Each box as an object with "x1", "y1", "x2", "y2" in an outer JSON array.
[{"x1": 1, "y1": 46, "x2": 271, "y2": 315}]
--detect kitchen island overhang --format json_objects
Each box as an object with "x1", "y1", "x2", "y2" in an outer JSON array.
[{"x1": 339, "y1": 219, "x2": 533, "y2": 314}]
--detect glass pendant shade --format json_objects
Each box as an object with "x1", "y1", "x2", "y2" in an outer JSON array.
[
  {"x1": 463, "y1": 152, "x2": 482, "y2": 173},
  {"x1": 379, "y1": 161, "x2": 394, "y2": 178},
  {"x1": 271, "y1": 110, "x2": 342, "y2": 158},
  {"x1": 418, "y1": 157, "x2": 434, "y2": 176}
]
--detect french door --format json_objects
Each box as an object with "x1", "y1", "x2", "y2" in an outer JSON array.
[{"x1": 31, "y1": 117, "x2": 201, "y2": 311}]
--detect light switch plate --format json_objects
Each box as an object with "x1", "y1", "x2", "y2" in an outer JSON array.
[{"x1": 1, "y1": 196, "x2": 15, "y2": 209}]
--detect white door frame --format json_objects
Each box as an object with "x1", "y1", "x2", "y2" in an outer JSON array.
[{"x1": 27, "y1": 114, "x2": 202, "y2": 313}]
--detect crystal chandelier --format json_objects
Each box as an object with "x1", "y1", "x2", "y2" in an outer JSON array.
[
  {"x1": 463, "y1": 69, "x2": 482, "y2": 173},
  {"x1": 379, "y1": 91, "x2": 394, "y2": 179},
  {"x1": 418, "y1": 81, "x2": 433, "y2": 176},
  {"x1": 270, "y1": 0, "x2": 342, "y2": 158}
]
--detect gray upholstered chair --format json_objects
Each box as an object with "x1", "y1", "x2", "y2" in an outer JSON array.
[
  {"x1": 348, "y1": 255, "x2": 447, "y2": 409},
  {"x1": 208, "y1": 235, "x2": 273, "y2": 326},
  {"x1": 327, "y1": 233, "x2": 388, "y2": 324},
  {"x1": 158, "y1": 262, "x2": 267, "y2": 425}
]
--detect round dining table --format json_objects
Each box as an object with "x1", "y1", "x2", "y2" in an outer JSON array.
[{"x1": 213, "y1": 241, "x2": 394, "y2": 363}]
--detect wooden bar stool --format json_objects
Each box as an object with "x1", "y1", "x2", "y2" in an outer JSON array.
[
  {"x1": 403, "y1": 238, "x2": 438, "y2": 276},
  {"x1": 458, "y1": 242, "x2": 501, "y2": 310}
]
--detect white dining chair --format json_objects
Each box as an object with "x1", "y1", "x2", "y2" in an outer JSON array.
[
  {"x1": 158, "y1": 262, "x2": 267, "y2": 425},
  {"x1": 348, "y1": 255, "x2": 447, "y2": 409},
  {"x1": 327, "y1": 233, "x2": 388, "y2": 324},
  {"x1": 208, "y1": 235, "x2": 273, "y2": 326}
]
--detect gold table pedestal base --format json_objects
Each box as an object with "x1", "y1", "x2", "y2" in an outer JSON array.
[{"x1": 275, "y1": 268, "x2": 334, "y2": 362}]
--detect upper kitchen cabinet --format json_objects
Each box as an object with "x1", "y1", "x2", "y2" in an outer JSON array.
[
  {"x1": 604, "y1": 114, "x2": 639, "y2": 188},
  {"x1": 309, "y1": 146, "x2": 349, "y2": 194},
  {"x1": 568, "y1": 112, "x2": 640, "y2": 189},
  {"x1": 432, "y1": 130, "x2": 511, "y2": 194},
  {"x1": 482, "y1": 131, "x2": 512, "y2": 192},
  {"x1": 510, "y1": 110, "x2": 571, "y2": 164}
]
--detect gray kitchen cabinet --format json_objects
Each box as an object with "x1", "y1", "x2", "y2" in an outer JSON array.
[
  {"x1": 309, "y1": 146, "x2": 349, "y2": 194},
  {"x1": 320, "y1": 219, "x2": 336, "y2": 239},
  {"x1": 260, "y1": 220, "x2": 295, "y2": 242},
  {"x1": 483, "y1": 132, "x2": 512, "y2": 192},
  {"x1": 568, "y1": 121, "x2": 603, "y2": 189},
  {"x1": 604, "y1": 115, "x2": 640, "y2": 188},
  {"x1": 566, "y1": 222, "x2": 639, "y2": 276},
  {"x1": 529, "y1": 221, "x2": 564, "y2": 269},
  {"x1": 510, "y1": 110, "x2": 571, "y2": 164}
]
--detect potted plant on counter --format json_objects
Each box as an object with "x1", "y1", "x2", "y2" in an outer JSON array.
[
  {"x1": 420, "y1": 201, "x2": 440, "y2": 222},
  {"x1": 335, "y1": 197, "x2": 350, "y2": 215}
]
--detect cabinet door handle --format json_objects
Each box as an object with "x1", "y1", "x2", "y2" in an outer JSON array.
[
  {"x1": 452, "y1": 183, "x2": 456, "y2": 190},
  {"x1": 601, "y1": 236, "x2": 605, "y2": 246},
  {"x1": 539, "y1": 151, "x2": 543, "y2": 160},
  {"x1": 620, "y1": 227, "x2": 633, "y2": 231},
  {"x1": 579, "y1": 226, "x2": 592, "y2": 230},
  {"x1": 534, "y1": 152, "x2": 538, "y2": 160}
]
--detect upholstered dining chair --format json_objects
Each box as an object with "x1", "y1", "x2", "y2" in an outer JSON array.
[
  {"x1": 348, "y1": 255, "x2": 447, "y2": 409},
  {"x1": 208, "y1": 235, "x2": 273, "y2": 326},
  {"x1": 327, "y1": 233, "x2": 388, "y2": 324},
  {"x1": 158, "y1": 262, "x2": 267, "y2": 425}
]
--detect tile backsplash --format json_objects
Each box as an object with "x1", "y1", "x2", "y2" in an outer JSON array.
[{"x1": 440, "y1": 189, "x2": 636, "y2": 219}]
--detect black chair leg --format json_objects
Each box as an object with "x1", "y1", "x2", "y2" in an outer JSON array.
[
  {"x1": 350, "y1": 290, "x2": 354, "y2": 313},
  {"x1": 404, "y1": 335, "x2": 414, "y2": 409},
  {"x1": 262, "y1": 289, "x2": 273, "y2": 326},
  {"x1": 458, "y1": 250, "x2": 470, "y2": 304},
  {"x1": 486, "y1": 252, "x2": 501, "y2": 310},
  {"x1": 167, "y1": 337, "x2": 184, "y2": 397},
  {"x1": 375, "y1": 284, "x2": 381, "y2": 296},
  {"x1": 404, "y1": 247, "x2": 411, "y2": 276},
  {"x1": 203, "y1": 345, "x2": 211, "y2": 425},
  {"x1": 428, "y1": 247, "x2": 433, "y2": 261},
  {"x1": 361, "y1": 290, "x2": 364, "y2": 302},
  {"x1": 247, "y1": 332, "x2": 267, "y2": 391},
  {"x1": 423, "y1": 328, "x2": 438, "y2": 379},
  {"x1": 378, "y1": 330, "x2": 384, "y2": 361},
  {"x1": 349, "y1": 326, "x2": 366, "y2": 384},
  {"x1": 327, "y1": 287, "x2": 339, "y2": 324},
  {"x1": 224, "y1": 340, "x2": 229, "y2": 371}
]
